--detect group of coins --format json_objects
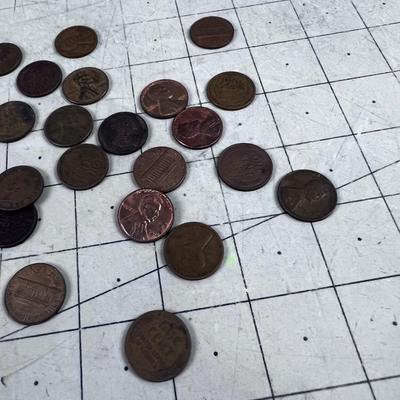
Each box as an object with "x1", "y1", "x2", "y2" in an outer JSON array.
[{"x1": 1, "y1": 16, "x2": 338, "y2": 382}]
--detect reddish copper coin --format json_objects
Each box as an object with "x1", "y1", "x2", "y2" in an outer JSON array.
[
  {"x1": 0, "y1": 43, "x2": 22, "y2": 76},
  {"x1": 0, "y1": 101, "x2": 35, "y2": 143},
  {"x1": 55, "y1": 25, "x2": 98, "y2": 58},
  {"x1": 118, "y1": 188, "x2": 174, "y2": 243},
  {"x1": 190, "y1": 16, "x2": 234, "y2": 49},
  {"x1": 125, "y1": 310, "x2": 191, "y2": 382}
]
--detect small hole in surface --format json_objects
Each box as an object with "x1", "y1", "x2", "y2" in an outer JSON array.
[
  {"x1": 277, "y1": 251, "x2": 282, "y2": 255},
  {"x1": 34, "y1": 381, "x2": 38, "y2": 386},
  {"x1": 38, "y1": 218, "x2": 41, "y2": 221},
  {"x1": 372, "y1": 100, "x2": 376, "y2": 103},
  {"x1": 213, "y1": 351, "x2": 218, "y2": 356},
  {"x1": 347, "y1": 52, "x2": 351, "y2": 56},
  {"x1": 358, "y1": 237, "x2": 362, "y2": 241},
  {"x1": 154, "y1": 38, "x2": 157, "y2": 42},
  {"x1": 329, "y1": 168, "x2": 333, "y2": 172},
  {"x1": 116, "y1": 278, "x2": 121, "y2": 282},
  {"x1": 393, "y1": 321, "x2": 398, "y2": 326},
  {"x1": 38, "y1": 156, "x2": 42, "y2": 160},
  {"x1": 110, "y1": 205, "x2": 114, "y2": 209},
  {"x1": 303, "y1": 336, "x2": 308, "y2": 341},
  {"x1": 285, "y1": 63, "x2": 289, "y2": 66},
  {"x1": 238, "y1": 122, "x2": 242, "y2": 126},
  {"x1": 124, "y1": 366, "x2": 129, "y2": 371},
  {"x1": 268, "y1": 21, "x2": 272, "y2": 24},
  {"x1": 305, "y1": 111, "x2": 309, "y2": 115}
]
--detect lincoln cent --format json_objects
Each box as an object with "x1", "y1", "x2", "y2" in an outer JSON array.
[
  {"x1": 0, "y1": 43, "x2": 22, "y2": 76},
  {"x1": 190, "y1": 16, "x2": 234, "y2": 49},
  {"x1": 0, "y1": 101, "x2": 35, "y2": 143},
  {"x1": 55, "y1": 25, "x2": 98, "y2": 58}
]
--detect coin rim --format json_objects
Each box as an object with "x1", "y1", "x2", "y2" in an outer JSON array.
[
  {"x1": 0, "y1": 43, "x2": 23, "y2": 76},
  {"x1": 55, "y1": 25, "x2": 98, "y2": 59}
]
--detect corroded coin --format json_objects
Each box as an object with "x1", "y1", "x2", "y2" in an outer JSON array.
[
  {"x1": 55, "y1": 25, "x2": 98, "y2": 58},
  {"x1": 277, "y1": 169, "x2": 337, "y2": 222},
  {"x1": 5, "y1": 263, "x2": 66, "y2": 325},
  {"x1": 190, "y1": 16, "x2": 234, "y2": 49},
  {"x1": 125, "y1": 310, "x2": 191, "y2": 382},
  {"x1": 0, "y1": 101, "x2": 35, "y2": 143},
  {"x1": 0, "y1": 43, "x2": 22, "y2": 76}
]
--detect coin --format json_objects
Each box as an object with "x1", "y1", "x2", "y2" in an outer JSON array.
[
  {"x1": 98, "y1": 112, "x2": 148, "y2": 155},
  {"x1": 17, "y1": 60, "x2": 62, "y2": 97},
  {"x1": 133, "y1": 147, "x2": 186, "y2": 193},
  {"x1": 277, "y1": 169, "x2": 337, "y2": 222},
  {"x1": 0, "y1": 43, "x2": 22, "y2": 76},
  {"x1": 57, "y1": 143, "x2": 109, "y2": 190},
  {"x1": 62, "y1": 67, "x2": 109, "y2": 105},
  {"x1": 164, "y1": 222, "x2": 224, "y2": 280},
  {"x1": 125, "y1": 310, "x2": 191, "y2": 382},
  {"x1": 118, "y1": 188, "x2": 174, "y2": 243},
  {"x1": 190, "y1": 16, "x2": 234, "y2": 49},
  {"x1": 217, "y1": 143, "x2": 273, "y2": 191},
  {"x1": 207, "y1": 71, "x2": 255, "y2": 110},
  {"x1": 0, "y1": 101, "x2": 35, "y2": 143},
  {"x1": 55, "y1": 25, "x2": 98, "y2": 58},
  {"x1": 44, "y1": 105, "x2": 93, "y2": 147},
  {"x1": 172, "y1": 106, "x2": 222, "y2": 149},
  {"x1": 140, "y1": 79, "x2": 188, "y2": 119},
  {"x1": 5, "y1": 263, "x2": 66, "y2": 325}
]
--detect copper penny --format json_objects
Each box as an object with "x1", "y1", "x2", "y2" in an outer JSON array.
[
  {"x1": 164, "y1": 222, "x2": 224, "y2": 280},
  {"x1": 125, "y1": 310, "x2": 191, "y2": 382},
  {"x1": 118, "y1": 188, "x2": 174, "y2": 243},
  {"x1": 57, "y1": 143, "x2": 109, "y2": 190},
  {"x1": 133, "y1": 147, "x2": 186, "y2": 193},
  {"x1": 0, "y1": 101, "x2": 35, "y2": 143},
  {"x1": 190, "y1": 16, "x2": 234, "y2": 49},
  {"x1": 5, "y1": 263, "x2": 66, "y2": 325},
  {"x1": 172, "y1": 106, "x2": 222, "y2": 149},
  {"x1": 55, "y1": 25, "x2": 98, "y2": 58},
  {"x1": 207, "y1": 71, "x2": 255, "y2": 110},
  {"x1": 277, "y1": 169, "x2": 337, "y2": 222},
  {"x1": 0, "y1": 43, "x2": 22, "y2": 76},
  {"x1": 140, "y1": 79, "x2": 188, "y2": 119},
  {"x1": 62, "y1": 67, "x2": 109, "y2": 105}
]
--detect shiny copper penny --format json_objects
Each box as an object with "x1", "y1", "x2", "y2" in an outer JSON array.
[
  {"x1": 5, "y1": 263, "x2": 66, "y2": 325},
  {"x1": 172, "y1": 106, "x2": 222, "y2": 149},
  {"x1": 140, "y1": 79, "x2": 188, "y2": 119},
  {"x1": 125, "y1": 310, "x2": 191, "y2": 382},
  {"x1": 277, "y1": 169, "x2": 337, "y2": 222},
  {"x1": 133, "y1": 147, "x2": 186, "y2": 193},
  {"x1": 17, "y1": 60, "x2": 62, "y2": 97},
  {"x1": 207, "y1": 71, "x2": 255, "y2": 110},
  {"x1": 0, "y1": 101, "x2": 35, "y2": 143},
  {"x1": 62, "y1": 67, "x2": 109, "y2": 105},
  {"x1": 57, "y1": 143, "x2": 109, "y2": 190},
  {"x1": 118, "y1": 188, "x2": 174, "y2": 243},
  {"x1": 190, "y1": 16, "x2": 234, "y2": 49},
  {"x1": 55, "y1": 25, "x2": 98, "y2": 58},
  {"x1": 0, "y1": 43, "x2": 22, "y2": 76}
]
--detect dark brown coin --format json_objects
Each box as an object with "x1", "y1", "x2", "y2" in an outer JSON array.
[
  {"x1": 5, "y1": 263, "x2": 66, "y2": 325},
  {"x1": 44, "y1": 105, "x2": 93, "y2": 147},
  {"x1": 172, "y1": 106, "x2": 222, "y2": 149},
  {"x1": 217, "y1": 143, "x2": 273, "y2": 191},
  {"x1": 133, "y1": 147, "x2": 186, "y2": 193},
  {"x1": 55, "y1": 25, "x2": 98, "y2": 58},
  {"x1": 98, "y1": 112, "x2": 148, "y2": 155},
  {"x1": 118, "y1": 189, "x2": 174, "y2": 243},
  {"x1": 0, "y1": 43, "x2": 23, "y2": 76},
  {"x1": 0, "y1": 101, "x2": 35, "y2": 143},
  {"x1": 277, "y1": 169, "x2": 337, "y2": 222},
  {"x1": 57, "y1": 143, "x2": 109, "y2": 190},
  {"x1": 190, "y1": 16, "x2": 234, "y2": 49},
  {"x1": 164, "y1": 222, "x2": 224, "y2": 280},
  {"x1": 207, "y1": 71, "x2": 255, "y2": 110},
  {"x1": 62, "y1": 67, "x2": 109, "y2": 105},
  {"x1": 125, "y1": 310, "x2": 191, "y2": 382},
  {"x1": 140, "y1": 79, "x2": 188, "y2": 119},
  {"x1": 17, "y1": 60, "x2": 62, "y2": 97}
]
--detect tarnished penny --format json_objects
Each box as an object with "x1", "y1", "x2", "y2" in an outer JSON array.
[
  {"x1": 217, "y1": 143, "x2": 273, "y2": 191},
  {"x1": 0, "y1": 43, "x2": 22, "y2": 76},
  {"x1": 172, "y1": 106, "x2": 222, "y2": 149},
  {"x1": 17, "y1": 60, "x2": 62, "y2": 97},
  {"x1": 133, "y1": 147, "x2": 186, "y2": 193},
  {"x1": 44, "y1": 105, "x2": 93, "y2": 147},
  {"x1": 55, "y1": 25, "x2": 98, "y2": 58},
  {"x1": 57, "y1": 143, "x2": 109, "y2": 190},
  {"x1": 118, "y1": 188, "x2": 174, "y2": 243},
  {"x1": 164, "y1": 222, "x2": 224, "y2": 280},
  {"x1": 0, "y1": 101, "x2": 35, "y2": 143},
  {"x1": 207, "y1": 71, "x2": 255, "y2": 110},
  {"x1": 62, "y1": 67, "x2": 109, "y2": 105},
  {"x1": 125, "y1": 310, "x2": 191, "y2": 382},
  {"x1": 5, "y1": 263, "x2": 66, "y2": 325},
  {"x1": 277, "y1": 169, "x2": 337, "y2": 222},
  {"x1": 98, "y1": 112, "x2": 148, "y2": 155},
  {"x1": 140, "y1": 79, "x2": 188, "y2": 119},
  {"x1": 190, "y1": 16, "x2": 234, "y2": 49}
]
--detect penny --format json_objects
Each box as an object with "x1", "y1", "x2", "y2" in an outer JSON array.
[
  {"x1": 190, "y1": 16, "x2": 234, "y2": 49},
  {"x1": 277, "y1": 169, "x2": 337, "y2": 222},
  {"x1": 98, "y1": 112, "x2": 148, "y2": 155},
  {"x1": 44, "y1": 105, "x2": 93, "y2": 147},
  {"x1": 57, "y1": 143, "x2": 109, "y2": 190},
  {"x1": 164, "y1": 222, "x2": 224, "y2": 280},
  {"x1": 55, "y1": 25, "x2": 98, "y2": 58},
  {"x1": 133, "y1": 147, "x2": 186, "y2": 193},
  {"x1": 5, "y1": 263, "x2": 66, "y2": 325},
  {"x1": 207, "y1": 71, "x2": 255, "y2": 110},
  {"x1": 140, "y1": 79, "x2": 188, "y2": 119},
  {"x1": 17, "y1": 60, "x2": 62, "y2": 97},
  {"x1": 172, "y1": 106, "x2": 222, "y2": 149},
  {"x1": 125, "y1": 310, "x2": 191, "y2": 382},
  {"x1": 0, "y1": 43, "x2": 22, "y2": 76},
  {"x1": 217, "y1": 143, "x2": 273, "y2": 191},
  {"x1": 62, "y1": 67, "x2": 109, "y2": 105},
  {"x1": 0, "y1": 101, "x2": 35, "y2": 143},
  {"x1": 118, "y1": 188, "x2": 174, "y2": 243}
]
